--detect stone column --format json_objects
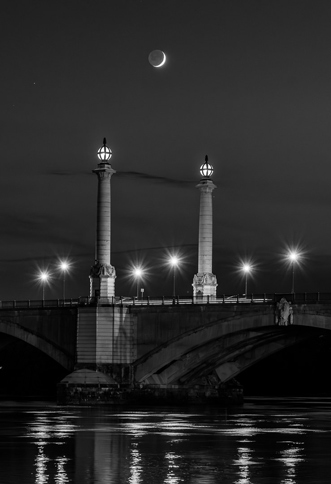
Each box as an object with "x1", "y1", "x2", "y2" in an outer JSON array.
[
  {"x1": 193, "y1": 156, "x2": 218, "y2": 298},
  {"x1": 89, "y1": 139, "x2": 116, "y2": 302}
]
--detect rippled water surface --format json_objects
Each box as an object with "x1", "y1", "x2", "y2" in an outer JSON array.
[{"x1": 1, "y1": 397, "x2": 331, "y2": 483}]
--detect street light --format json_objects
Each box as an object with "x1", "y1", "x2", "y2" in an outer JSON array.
[
  {"x1": 242, "y1": 263, "x2": 251, "y2": 297},
  {"x1": 39, "y1": 271, "x2": 50, "y2": 301},
  {"x1": 288, "y1": 251, "x2": 299, "y2": 293},
  {"x1": 59, "y1": 260, "x2": 70, "y2": 300},
  {"x1": 97, "y1": 137, "x2": 112, "y2": 161},
  {"x1": 133, "y1": 267, "x2": 143, "y2": 299},
  {"x1": 169, "y1": 256, "x2": 179, "y2": 297}
]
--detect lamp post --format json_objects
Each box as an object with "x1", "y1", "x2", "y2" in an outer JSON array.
[
  {"x1": 39, "y1": 271, "x2": 50, "y2": 301},
  {"x1": 192, "y1": 156, "x2": 217, "y2": 298},
  {"x1": 89, "y1": 138, "x2": 116, "y2": 301},
  {"x1": 133, "y1": 267, "x2": 143, "y2": 299},
  {"x1": 169, "y1": 256, "x2": 179, "y2": 297},
  {"x1": 242, "y1": 263, "x2": 251, "y2": 297},
  {"x1": 59, "y1": 261, "x2": 69, "y2": 300},
  {"x1": 288, "y1": 251, "x2": 299, "y2": 293}
]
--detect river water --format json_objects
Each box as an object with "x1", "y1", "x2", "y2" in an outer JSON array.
[{"x1": 1, "y1": 397, "x2": 331, "y2": 483}]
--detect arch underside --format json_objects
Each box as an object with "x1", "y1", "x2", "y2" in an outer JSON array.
[
  {"x1": 135, "y1": 323, "x2": 320, "y2": 387},
  {"x1": 0, "y1": 320, "x2": 74, "y2": 370}
]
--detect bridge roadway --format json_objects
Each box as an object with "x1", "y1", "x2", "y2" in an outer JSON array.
[{"x1": 0, "y1": 293, "x2": 330, "y2": 386}]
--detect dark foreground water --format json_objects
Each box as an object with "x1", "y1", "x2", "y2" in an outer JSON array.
[{"x1": 1, "y1": 397, "x2": 331, "y2": 483}]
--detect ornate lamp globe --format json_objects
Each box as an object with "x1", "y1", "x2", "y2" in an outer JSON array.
[
  {"x1": 97, "y1": 138, "x2": 112, "y2": 162},
  {"x1": 200, "y1": 155, "x2": 213, "y2": 178}
]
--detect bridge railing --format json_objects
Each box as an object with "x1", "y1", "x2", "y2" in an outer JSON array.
[
  {"x1": 0, "y1": 299, "x2": 82, "y2": 309},
  {"x1": 0, "y1": 293, "x2": 330, "y2": 309},
  {"x1": 123, "y1": 293, "x2": 331, "y2": 306}
]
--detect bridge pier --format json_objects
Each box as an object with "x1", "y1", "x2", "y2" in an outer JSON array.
[{"x1": 76, "y1": 305, "x2": 136, "y2": 384}]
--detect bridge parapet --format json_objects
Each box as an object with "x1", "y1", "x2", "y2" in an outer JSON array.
[
  {"x1": 0, "y1": 293, "x2": 331, "y2": 310},
  {"x1": 0, "y1": 299, "x2": 82, "y2": 309},
  {"x1": 129, "y1": 293, "x2": 331, "y2": 306}
]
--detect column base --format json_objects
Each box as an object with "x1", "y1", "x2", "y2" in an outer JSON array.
[
  {"x1": 90, "y1": 262, "x2": 116, "y2": 300},
  {"x1": 192, "y1": 272, "x2": 217, "y2": 298}
]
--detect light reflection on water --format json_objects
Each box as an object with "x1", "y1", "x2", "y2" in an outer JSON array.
[
  {"x1": 0, "y1": 398, "x2": 331, "y2": 483},
  {"x1": 129, "y1": 443, "x2": 142, "y2": 484},
  {"x1": 234, "y1": 446, "x2": 255, "y2": 484}
]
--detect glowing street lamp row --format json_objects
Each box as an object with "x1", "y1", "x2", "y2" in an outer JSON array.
[
  {"x1": 38, "y1": 255, "x2": 180, "y2": 300},
  {"x1": 132, "y1": 255, "x2": 181, "y2": 298},
  {"x1": 37, "y1": 260, "x2": 71, "y2": 300},
  {"x1": 133, "y1": 250, "x2": 301, "y2": 298},
  {"x1": 241, "y1": 250, "x2": 301, "y2": 296},
  {"x1": 37, "y1": 250, "x2": 301, "y2": 300}
]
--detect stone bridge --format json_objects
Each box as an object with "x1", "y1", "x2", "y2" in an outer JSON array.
[{"x1": 0, "y1": 294, "x2": 330, "y2": 387}]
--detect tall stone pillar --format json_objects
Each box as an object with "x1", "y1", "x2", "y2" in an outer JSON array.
[
  {"x1": 192, "y1": 156, "x2": 218, "y2": 298},
  {"x1": 89, "y1": 138, "x2": 116, "y2": 302},
  {"x1": 74, "y1": 138, "x2": 136, "y2": 382}
]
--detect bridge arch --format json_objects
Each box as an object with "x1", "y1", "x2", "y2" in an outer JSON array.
[
  {"x1": 0, "y1": 320, "x2": 74, "y2": 370},
  {"x1": 134, "y1": 308, "x2": 331, "y2": 386}
]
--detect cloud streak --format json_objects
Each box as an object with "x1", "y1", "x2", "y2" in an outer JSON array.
[
  {"x1": 46, "y1": 169, "x2": 194, "y2": 187},
  {"x1": 117, "y1": 171, "x2": 194, "y2": 187}
]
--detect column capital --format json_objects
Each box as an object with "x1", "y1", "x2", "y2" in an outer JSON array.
[
  {"x1": 93, "y1": 163, "x2": 116, "y2": 179},
  {"x1": 196, "y1": 179, "x2": 217, "y2": 192}
]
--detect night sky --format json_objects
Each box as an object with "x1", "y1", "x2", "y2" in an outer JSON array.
[{"x1": 2, "y1": 0, "x2": 331, "y2": 300}]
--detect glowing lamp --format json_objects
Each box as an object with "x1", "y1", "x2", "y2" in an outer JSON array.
[
  {"x1": 200, "y1": 155, "x2": 213, "y2": 178},
  {"x1": 39, "y1": 271, "x2": 49, "y2": 282},
  {"x1": 133, "y1": 267, "x2": 143, "y2": 278},
  {"x1": 97, "y1": 138, "x2": 112, "y2": 162},
  {"x1": 169, "y1": 256, "x2": 179, "y2": 267},
  {"x1": 243, "y1": 264, "x2": 251, "y2": 273},
  {"x1": 132, "y1": 267, "x2": 144, "y2": 299},
  {"x1": 288, "y1": 251, "x2": 299, "y2": 262},
  {"x1": 60, "y1": 261, "x2": 69, "y2": 272}
]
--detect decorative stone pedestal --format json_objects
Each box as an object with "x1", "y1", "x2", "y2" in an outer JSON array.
[
  {"x1": 90, "y1": 261, "x2": 116, "y2": 303},
  {"x1": 193, "y1": 272, "x2": 217, "y2": 298}
]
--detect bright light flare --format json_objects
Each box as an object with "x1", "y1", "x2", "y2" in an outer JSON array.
[
  {"x1": 39, "y1": 271, "x2": 50, "y2": 283},
  {"x1": 242, "y1": 263, "x2": 252, "y2": 273},
  {"x1": 288, "y1": 251, "x2": 299, "y2": 263},
  {"x1": 281, "y1": 243, "x2": 307, "y2": 270},
  {"x1": 133, "y1": 267, "x2": 144, "y2": 278},
  {"x1": 124, "y1": 260, "x2": 150, "y2": 294},
  {"x1": 236, "y1": 259, "x2": 255, "y2": 276},
  {"x1": 169, "y1": 255, "x2": 180, "y2": 267},
  {"x1": 59, "y1": 260, "x2": 70, "y2": 272},
  {"x1": 283, "y1": 245, "x2": 306, "y2": 293}
]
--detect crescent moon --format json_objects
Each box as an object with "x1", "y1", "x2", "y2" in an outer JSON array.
[
  {"x1": 148, "y1": 50, "x2": 166, "y2": 68},
  {"x1": 155, "y1": 52, "x2": 166, "y2": 67}
]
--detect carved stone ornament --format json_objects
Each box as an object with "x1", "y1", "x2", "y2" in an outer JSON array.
[
  {"x1": 97, "y1": 170, "x2": 112, "y2": 179},
  {"x1": 275, "y1": 297, "x2": 293, "y2": 326},
  {"x1": 193, "y1": 273, "x2": 217, "y2": 285},
  {"x1": 90, "y1": 261, "x2": 116, "y2": 278}
]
